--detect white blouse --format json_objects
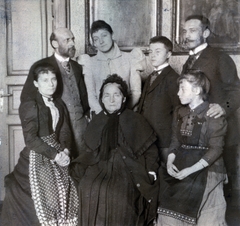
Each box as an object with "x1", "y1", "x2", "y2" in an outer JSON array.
[{"x1": 42, "y1": 96, "x2": 60, "y2": 131}]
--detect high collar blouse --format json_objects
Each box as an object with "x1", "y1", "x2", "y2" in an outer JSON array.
[{"x1": 79, "y1": 43, "x2": 142, "y2": 114}]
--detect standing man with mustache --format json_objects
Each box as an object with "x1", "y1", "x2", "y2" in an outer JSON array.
[
  {"x1": 21, "y1": 27, "x2": 89, "y2": 158},
  {"x1": 181, "y1": 15, "x2": 240, "y2": 221},
  {"x1": 182, "y1": 15, "x2": 240, "y2": 119}
]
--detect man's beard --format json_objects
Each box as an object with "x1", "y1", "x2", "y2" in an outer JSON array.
[
  {"x1": 68, "y1": 47, "x2": 76, "y2": 58},
  {"x1": 59, "y1": 46, "x2": 76, "y2": 58}
]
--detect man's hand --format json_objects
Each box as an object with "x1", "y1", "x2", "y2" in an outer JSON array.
[{"x1": 206, "y1": 103, "x2": 225, "y2": 118}]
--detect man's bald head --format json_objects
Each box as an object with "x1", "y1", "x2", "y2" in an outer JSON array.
[{"x1": 50, "y1": 27, "x2": 76, "y2": 58}]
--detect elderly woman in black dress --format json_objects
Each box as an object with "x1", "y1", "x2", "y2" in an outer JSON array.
[
  {"x1": 71, "y1": 74, "x2": 160, "y2": 226},
  {"x1": 1, "y1": 63, "x2": 78, "y2": 226}
]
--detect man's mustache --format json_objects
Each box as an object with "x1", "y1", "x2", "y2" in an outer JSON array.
[{"x1": 70, "y1": 46, "x2": 76, "y2": 51}]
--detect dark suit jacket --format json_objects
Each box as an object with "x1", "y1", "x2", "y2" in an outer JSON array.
[
  {"x1": 20, "y1": 55, "x2": 89, "y2": 115},
  {"x1": 138, "y1": 66, "x2": 180, "y2": 150},
  {"x1": 182, "y1": 46, "x2": 240, "y2": 146},
  {"x1": 182, "y1": 46, "x2": 240, "y2": 116}
]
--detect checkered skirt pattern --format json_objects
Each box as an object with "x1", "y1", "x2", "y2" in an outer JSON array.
[{"x1": 29, "y1": 134, "x2": 78, "y2": 226}]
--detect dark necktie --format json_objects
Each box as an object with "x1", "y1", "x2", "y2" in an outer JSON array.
[
  {"x1": 61, "y1": 61, "x2": 70, "y2": 74},
  {"x1": 150, "y1": 70, "x2": 161, "y2": 86},
  {"x1": 185, "y1": 54, "x2": 197, "y2": 70}
]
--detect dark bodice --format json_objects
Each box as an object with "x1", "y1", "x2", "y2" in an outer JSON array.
[
  {"x1": 19, "y1": 93, "x2": 72, "y2": 160},
  {"x1": 170, "y1": 102, "x2": 227, "y2": 167}
]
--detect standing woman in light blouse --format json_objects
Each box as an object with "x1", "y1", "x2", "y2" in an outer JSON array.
[
  {"x1": 1, "y1": 63, "x2": 78, "y2": 226},
  {"x1": 79, "y1": 20, "x2": 144, "y2": 115}
]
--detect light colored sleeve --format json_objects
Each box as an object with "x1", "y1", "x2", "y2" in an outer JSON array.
[
  {"x1": 131, "y1": 48, "x2": 154, "y2": 81},
  {"x1": 129, "y1": 66, "x2": 142, "y2": 109},
  {"x1": 128, "y1": 48, "x2": 153, "y2": 109},
  {"x1": 128, "y1": 49, "x2": 143, "y2": 109},
  {"x1": 78, "y1": 54, "x2": 102, "y2": 114}
]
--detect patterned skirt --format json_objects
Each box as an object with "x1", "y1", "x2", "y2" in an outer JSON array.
[{"x1": 29, "y1": 133, "x2": 79, "y2": 226}]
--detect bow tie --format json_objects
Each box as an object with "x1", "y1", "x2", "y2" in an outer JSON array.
[
  {"x1": 47, "y1": 97, "x2": 53, "y2": 102},
  {"x1": 41, "y1": 94, "x2": 54, "y2": 102}
]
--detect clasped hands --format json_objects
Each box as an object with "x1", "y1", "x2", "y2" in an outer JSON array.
[
  {"x1": 167, "y1": 162, "x2": 192, "y2": 180},
  {"x1": 54, "y1": 148, "x2": 70, "y2": 167}
]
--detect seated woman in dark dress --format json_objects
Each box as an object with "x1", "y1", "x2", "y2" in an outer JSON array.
[
  {"x1": 71, "y1": 74, "x2": 160, "y2": 226},
  {"x1": 1, "y1": 63, "x2": 79, "y2": 226}
]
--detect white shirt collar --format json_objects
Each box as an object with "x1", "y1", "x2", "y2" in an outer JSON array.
[
  {"x1": 54, "y1": 52, "x2": 70, "y2": 62},
  {"x1": 189, "y1": 43, "x2": 208, "y2": 55},
  {"x1": 154, "y1": 62, "x2": 169, "y2": 72}
]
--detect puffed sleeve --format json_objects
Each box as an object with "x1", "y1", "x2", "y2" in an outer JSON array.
[
  {"x1": 130, "y1": 48, "x2": 154, "y2": 81},
  {"x1": 78, "y1": 54, "x2": 102, "y2": 114},
  {"x1": 19, "y1": 101, "x2": 58, "y2": 159},
  {"x1": 128, "y1": 48, "x2": 152, "y2": 108},
  {"x1": 201, "y1": 116, "x2": 227, "y2": 165}
]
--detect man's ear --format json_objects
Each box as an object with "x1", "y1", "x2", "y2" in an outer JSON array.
[
  {"x1": 52, "y1": 40, "x2": 59, "y2": 49},
  {"x1": 203, "y1": 28, "x2": 210, "y2": 39},
  {"x1": 167, "y1": 51, "x2": 172, "y2": 59}
]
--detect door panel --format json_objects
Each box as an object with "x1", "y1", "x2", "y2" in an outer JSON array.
[
  {"x1": 9, "y1": 126, "x2": 25, "y2": 172},
  {"x1": 0, "y1": 0, "x2": 52, "y2": 200}
]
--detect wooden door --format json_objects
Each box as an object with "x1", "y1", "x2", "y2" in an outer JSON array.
[{"x1": 0, "y1": 0, "x2": 54, "y2": 200}]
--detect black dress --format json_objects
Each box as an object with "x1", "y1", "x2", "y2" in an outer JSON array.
[{"x1": 71, "y1": 109, "x2": 160, "y2": 226}]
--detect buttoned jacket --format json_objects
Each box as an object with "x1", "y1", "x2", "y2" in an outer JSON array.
[{"x1": 138, "y1": 66, "x2": 180, "y2": 149}]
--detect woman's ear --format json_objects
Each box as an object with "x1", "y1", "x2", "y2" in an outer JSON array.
[
  {"x1": 33, "y1": 80, "x2": 38, "y2": 88},
  {"x1": 123, "y1": 97, "x2": 126, "y2": 103},
  {"x1": 193, "y1": 86, "x2": 201, "y2": 95},
  {"x1": 111, "y1": 32, "x2": 115, "y2": 41}
]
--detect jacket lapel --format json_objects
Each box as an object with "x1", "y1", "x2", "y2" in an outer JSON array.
[
  {"x1": 187, "y1": 47, "x2": 213, "y2": 71},
  {"x1": 147, "y1": 66, "x2": 171, "y2": 93},
  {"x1": 69, "y1": 59, "x2": 80, "y2": 83}
]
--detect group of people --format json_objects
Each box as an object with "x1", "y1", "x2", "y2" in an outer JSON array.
[{"x1": 1, "y1": 14, "x2": 240, "y2": 226}]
